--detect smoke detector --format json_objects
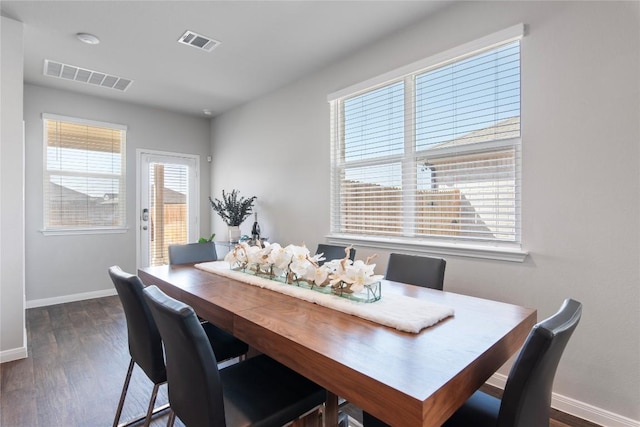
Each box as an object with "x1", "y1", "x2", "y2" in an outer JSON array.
[
  {"x1": 76, "y1": 32, "x2": 100, "y2": 45},
  {"x1": 178, "y1": 30, "x2": 220, "y2": 52},
  {"x1": 43, "y1": 60, "x2": 133, "y2": 92}
]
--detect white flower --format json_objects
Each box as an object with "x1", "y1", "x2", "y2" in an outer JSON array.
[
  {"x1": 312, "y1": 253, "x2": 326, "y2": 265},
  {"x1": 224, "y1": 249, "x2": 237, "y2": 265},
  {"x1": 286, "y1": 244, "x2": 310, "y2": 264},
  {"x1": 224, "y1": 242, "x2": 250, "y2": 267},
  {"x1": 308, "y1": 265, "x2": 330, "y2": 285},
  {"x1": 327, "y1": 258, "x2": 382, "y2": 293},
  {"x1": 245, "y1": 244, "x2": 263, "y2": 265},
  {"x1": 343, "y1": 261, "x2": 383, "y2": 292},
  {"x1": 290, "y1": 259, "x2": 310, "y2": 278},
  {"x1": 267, "y1": 244, "x2": 291, "y2": 275},
  {"x1": 258, "y1": 245, "x2": 274, "y2": 269},
  {"x1": 274, "y1": 244, "x2": 309, "y2": 279}
]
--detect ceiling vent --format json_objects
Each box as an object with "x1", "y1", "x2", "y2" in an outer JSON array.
[
  {"x1": 43, "y1": 60, "x2": 133, "y2": 92},
  {"x1": 178, "y1": 30, "x2": 220, "y2": 52}
]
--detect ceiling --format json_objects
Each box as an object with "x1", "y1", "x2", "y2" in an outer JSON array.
[{"x1": 1, "y1": 0, "x2": 452, "y2": 118}]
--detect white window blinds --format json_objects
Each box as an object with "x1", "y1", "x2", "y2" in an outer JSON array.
[
  {"x1": 329, "y1": 28, "x2": 522, "y2": 246},
  {"x1": 43, "y1": 114, "x2": 127, "y2": 232},
  {"x1": 148, "y1": 161, "x2": 190, "y2": 266}
]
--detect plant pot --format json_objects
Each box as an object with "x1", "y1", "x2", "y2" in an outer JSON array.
[{"x1": 228, "y1": 225, "x2": 241, "y2": 243}]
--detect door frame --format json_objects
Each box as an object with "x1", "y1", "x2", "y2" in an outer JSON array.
[{"x1": 136, "y1": 148, "x2": 200, "y2": 269}]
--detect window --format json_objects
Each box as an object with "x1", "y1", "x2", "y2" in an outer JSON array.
[
  {"x1": 42, "y1": 114, "x2": 127, "y2": 233},
  {"x1": 329, "y1": 25, "x2": 524, "y2": 256}
]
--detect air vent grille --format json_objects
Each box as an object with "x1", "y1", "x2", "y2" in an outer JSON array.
[
  {"x1": 178, "y1": 30, "x2": 220, "y2": 52},
  {"x1": 43, "y1": 60, "x2": 133, "y2": 92}
]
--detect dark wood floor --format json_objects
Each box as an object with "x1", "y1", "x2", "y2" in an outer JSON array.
[
  {"x1": 0, "y1": 296, "x2": 599, "y2": 427},
  {"x1": 0, "y1": 296, "x2": 175, "y2": 427}
]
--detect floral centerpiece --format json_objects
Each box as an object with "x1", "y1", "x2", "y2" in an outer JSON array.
[
  {"x1": 209, "y1": 189, "x2": 256, "y2": 242},
  {"x1": 224, "y1": 242, "x2": 383, "y2": 302}
]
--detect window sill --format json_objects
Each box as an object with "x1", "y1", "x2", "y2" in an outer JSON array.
[
  {"x1": 41, "y1": 227, "x2": 128, "y2": 236},
  {"x1": 325, "y1": 234, "x2": 528, "y2": 263}
]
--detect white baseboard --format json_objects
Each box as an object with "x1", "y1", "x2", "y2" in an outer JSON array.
[
  {"x1": 26, "y1": 288, "x2": 117, "y2": 309},
  {"x1": 0, "y1": 346, "x2": 28, "y2": 363},
  {"x1": 0, "y1": 328, "x2": 28, "y2": 363},
  {"x1": 487, "y1": 373, "x2": 640, "y2": 427}
]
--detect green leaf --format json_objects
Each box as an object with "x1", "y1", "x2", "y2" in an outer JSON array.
[
  {"x1": 198, "y1": 233, "x2": 216, "y2": 243},
  {"x1": 209, "y1": 190, "x2": 256, "y2": 226}
]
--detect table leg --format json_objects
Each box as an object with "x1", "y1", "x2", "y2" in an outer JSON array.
[{"x1": 324, "y1": 391, "x2": 339, "y2": 427}]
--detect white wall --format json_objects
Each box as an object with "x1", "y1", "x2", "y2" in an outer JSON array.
[
  {"x1": 211, "y1": 1, "x2": 640, "y2": 424},
  {"x1": 0, "y1": 16, "x2": 26, "y2": 362},
  {"x1": 23, "y1": 84, "x2": 212, "y2": 304}
]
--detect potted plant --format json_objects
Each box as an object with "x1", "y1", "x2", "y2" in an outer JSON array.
[{"x1": 209, "y1": 189, "x2": 257, "y2": 242}]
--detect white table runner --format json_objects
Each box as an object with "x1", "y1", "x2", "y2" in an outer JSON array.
[{"x1": 195, "y1": 261, "x2": 454, "y2": 333}]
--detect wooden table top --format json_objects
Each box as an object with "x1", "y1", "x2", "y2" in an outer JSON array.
[{"x1": 139, "y1": 264, "x2": 536, "y2": 427}]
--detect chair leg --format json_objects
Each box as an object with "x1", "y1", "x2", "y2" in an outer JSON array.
[
  {"x1": 338, "y1": 412, "x2": 349, "y2": 427},
  {"x1": 118, "y1": 401, "x2": 170, "y2": 427},
  {"x1": 113, "y1": 358, "x2": 170, "y2": 427},
  {"x1": 113, "y1": 358, "x2": 135, "y2": 427},
  {"x1": 167, "y1": 410, "x2": 176, "y2": 427},
  {"x1": 142, "y1": 383, "x2": 161, "y2": 427}
]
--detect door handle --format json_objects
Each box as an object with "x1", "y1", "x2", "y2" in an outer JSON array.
[{"x1": 142, "y1": 208, "x2": 149, "y2": 230}]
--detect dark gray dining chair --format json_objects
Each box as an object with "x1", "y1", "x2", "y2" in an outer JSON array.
[
  {"x1": 168, "y1": 241, "x2": 249, "y2": 360},
  {"x1": 109, "y1": 266, "x2": 249, "y2": 427},
  {"x1": 315, "y1": 244, "x2": 356, "y2": 266},
  {"x1": 143, "y1": 285, "x2": 326, "y2": 427},
  {"x1": 168, "y1": 241, "x2": 217, "y2": 265},
  {"x1": 363, "y1": 298, "x2": 583, "y2": 427},
  {"x1": 384, "y1": 253, "x2": 446, "y2": 290},
  {"x1": 109, "y1": 266, "x2": 168, "y2": 427}
]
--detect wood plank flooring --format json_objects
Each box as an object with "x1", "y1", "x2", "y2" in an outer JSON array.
[{"x1": 0, "y1": 296, "x2": 599, "y2": 427}]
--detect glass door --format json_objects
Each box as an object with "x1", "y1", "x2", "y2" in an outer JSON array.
[{"x1": 138, "y1": 151, "x2": 199, "y2": 267}]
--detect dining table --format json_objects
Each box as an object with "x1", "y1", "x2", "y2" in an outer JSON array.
[{"x1": 138, "y1": 263, "x2": 536, "y2": 427}]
